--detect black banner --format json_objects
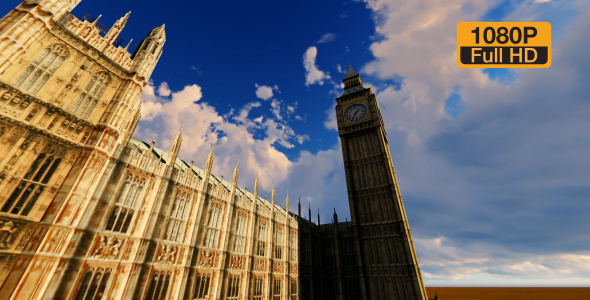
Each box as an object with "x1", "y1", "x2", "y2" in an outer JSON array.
[{"x1": 460, "y1": 46, "x2": 548, "y2": 65}]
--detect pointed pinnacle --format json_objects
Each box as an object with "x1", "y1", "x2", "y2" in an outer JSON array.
[
  {"x1": 92, "y1": 15, "x2": 102, "y2": 25},
  {"x1": 124, "y1": 39, "x2": 133, "y2": 50}
]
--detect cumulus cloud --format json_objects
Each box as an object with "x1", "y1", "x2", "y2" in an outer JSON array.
[
  {"x1": 157, "y1": 82, "x2": 171, "y2": 97},
  {"x1": 270, "y1": 99, "x2": 282, "y2": 120},
  {"x1": 303, "y1": 46, "x2": 331, "y2": 86},
  {"x1": 318, "y1": 33, "x2": 337, "y2": 44},
  {"x1": 255, "y1": 84, "x2": 279, "y2": 100},
  {"x1": 137, "y1": 81, "x2": 305, "y2": 191},
  {"x1": 350, "y1": 0, "x2": 590, "y2": 285}
]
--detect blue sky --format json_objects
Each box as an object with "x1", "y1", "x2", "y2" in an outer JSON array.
[{"x1": 3, "y1": 0, "x2": 590, "y2": 287}]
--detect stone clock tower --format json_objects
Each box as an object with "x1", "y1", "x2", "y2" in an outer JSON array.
[{"x1": 335, "y1": 64, "x2": 428, "y2": 300}]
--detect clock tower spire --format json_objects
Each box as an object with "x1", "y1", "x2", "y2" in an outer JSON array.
[{"x1": 335, "y1": 63, "x2": 427, "y2": 300}]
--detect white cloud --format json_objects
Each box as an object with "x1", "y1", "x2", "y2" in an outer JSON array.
[
  {"x1": 324, "y1": 103, "x2": 338, "y2": 130},
  {"x1": 414, "y1": 236, "x2": 590, "y2": 285},
  {"x1": 191, "y1": 66, "x2": 202, "y2": 75},
  {"x1": 157, "y1": 82, "x2": 171, "y2": 97},
  {"x1": 137, "y1": 81, "x2": 305, "y2": 191},
  {"x1": 233, "y1": 102, "x2": 261, "y2": 124},
  {"x1": 255, "y1": 84, "x2": 279, "y2": 100},
  {"x1": 336, "y1": 64, "x2": 345, "y2": 73},
  {"x1": 318, "y1": 33, "x2": 337, "y2": 44},
  {"x1": 347, "y1": 0, "x2": 590, "y2": 286},
  {"x1": 270, "y1": 99, "x2": 282, "y2": 120},
  {"x1": 340, "y1": 12, "x2": 349, "y2": 18},
  {"x1": 296, "y1": 134, "x2": 310, "y2": 144},
  {"x1": 303, "y1": 46, "x2": 331, "y2": 86}
]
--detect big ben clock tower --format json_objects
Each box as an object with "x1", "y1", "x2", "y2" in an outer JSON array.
[{"x1": 336, "y1": 64, "x2": 428, "y2": 300}]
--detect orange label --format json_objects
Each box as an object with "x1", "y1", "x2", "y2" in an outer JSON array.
[{"x1": 457, "y1": 22, "x2": 551, "y2": 68}]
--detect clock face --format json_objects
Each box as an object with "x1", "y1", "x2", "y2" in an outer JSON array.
[{"x1": 344, "y1": 103, "x2": 368, "y2": 122}]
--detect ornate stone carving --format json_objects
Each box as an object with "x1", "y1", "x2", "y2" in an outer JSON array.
[
  {"x1": 92, "y1": 235, "x2": 123, "y2": 259},
  {"x1": 229, "y1": 254, "x2": 243, "y2": 270},
  {"x1": 291, "y1": 263, "x2": 298, "y2": 274},
  {"x1": 0, "y1": 221, "x2": 19, "y2": 249},
  {"x1": 273, "y1": 261, "x2": 283, "y2": 273},
  {"x1": 157, "y1": 244, "x2": 177, "y2": 264},
  {"x1": 254, "y1": 258, "x2": 265, "y2": 272},
  {"x1": 198, "y1": 250, "x2": 217, "y2": 268}
]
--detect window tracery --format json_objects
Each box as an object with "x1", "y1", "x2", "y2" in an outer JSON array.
[
  {"x1": 193, "y1": 273, "x2": 211, "y2": 300},
  {"x1": 69, "y1": 72, "x2": 110, "y2": 118},
  {"x1": 1, "y1": 146, "x2": 63, "y2": 216},
  {"x1": 105, "y1": 175, "x2": 144, "y2": 233},
  {"x1": 226, "y1": 274, "x2": 240, "y2": 300},
  {"x1": 232, "y1": 213, "x2": 247, "y2": 253},
  {"x1": 145, "y1": 270, "x2": 171, "y2": 300},
  {"x1": 14, "y1": 44, "x2": 69, "y2": 95},
  {"x1": 290, "y1": 231, "x2": 297, "y2": 262},
  {"x1": 273, "y1": 277, "x2": 282, "y2": 300},
  {"x1": 164, "y1": 190, "x2": 190, "y2": 242},
  {"x1": 203, "y1": 203, "x2": 223, "y2": 249},
  {"x1": 252, "y1": 277, "x2": 264, "y2": 300},
  {"x1": 291, "y1": 279, "x2": 298, "y2": 300},
  {"x1": 275, "y1": 227, "x2": 283, "y2": 259},
  {"x1": 74, "y1": 268, "x2": 111, "y2": 300},
  {"x1": 256, "y1": 222, "x2": 267, "y2": 256}
]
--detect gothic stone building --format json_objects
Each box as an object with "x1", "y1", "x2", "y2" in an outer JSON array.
[{"x1": 0, "y1": 1, "x2": 428, "y2": 299}]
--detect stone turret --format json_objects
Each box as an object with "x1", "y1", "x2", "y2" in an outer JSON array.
[{"x1": 131, "y1": 24, "x2": 166, "y2": 80}]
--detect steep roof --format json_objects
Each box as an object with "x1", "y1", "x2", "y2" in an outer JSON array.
[{"x1": 343, "y1": 63, "x2": 359, "y2": 80}]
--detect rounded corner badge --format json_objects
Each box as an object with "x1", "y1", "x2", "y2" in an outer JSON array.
[{"x1": 457, "y1": 22, "x2": 551, "y2": 68}]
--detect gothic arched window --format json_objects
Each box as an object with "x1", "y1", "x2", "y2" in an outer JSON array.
[
  {"x1": 275, "y1": 227, "x2": 283, "y2": 259},
  {"x1": 105, "y1": 177, "x2": 143, "y2": 233},
  {"x1": 69, "y1": 72, "x2": 110, "y2": 118},
  {"x1": 273, "y1": 277, "x2": 282, "y2": 300},
  {"x1": 164, "y1": 190, "x2": 190, "y2": 242},
  {"x1": 256, "y1": 222, "x2": 267, "y2": 256},
  {"x1": 144, "y1": 271, "x2": 171, "y2": 300},
  {"x1": 193, "y1": 273, "x2": 211, "y2": 300},
  {"x1": 290, "y1": 279, "x2": 298, "y2": 300},
  {"x1": 14, "y1": 44, "x2": 68, "y2": 95},
  {"x1": 202, "y1": 204, "x2": 223, "y2": 249},
  {"x1": 1, "y1": 147, "x2": 63, "y2": 216},
  {"x1": 74, "y1": 269, "x2": 111, "y2": 300},
  {"x1": 252, "y1": 277, "x2": 264, "y2": 300},
  {"x1": 233, "y1": 214, "x2": 247, "y2": 253},
  {"x1": 226, "y1": 275, "x2": 241, "y2": 300}
]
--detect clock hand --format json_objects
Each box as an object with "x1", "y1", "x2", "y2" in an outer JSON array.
[{"x1": 353, "y1": 110, "x2": 361, "y2": 119}]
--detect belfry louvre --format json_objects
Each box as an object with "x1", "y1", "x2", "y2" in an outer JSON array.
[{"x1": 0, "y1": 1, "x2": 427, "y2": 299}]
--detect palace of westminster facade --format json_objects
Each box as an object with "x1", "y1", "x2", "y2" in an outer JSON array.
[{"x1": 0, "y1": 1, "x2": 429, "y2": 299}]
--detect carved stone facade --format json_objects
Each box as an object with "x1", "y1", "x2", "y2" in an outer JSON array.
[{"x1": 0, "y1": 1, "x2": 427, "y2": 300}]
